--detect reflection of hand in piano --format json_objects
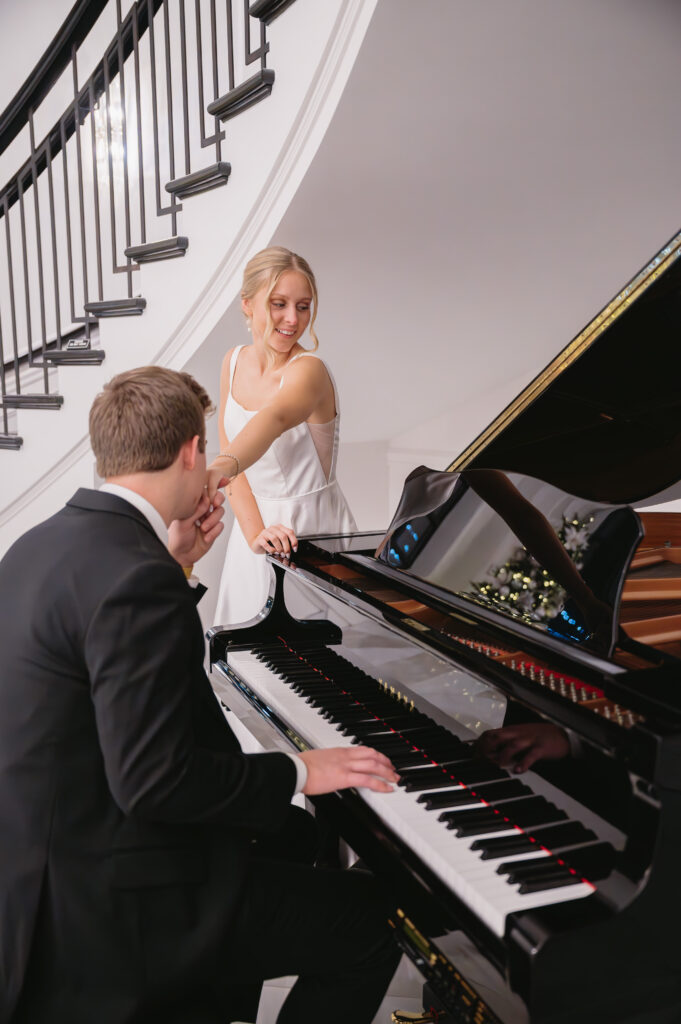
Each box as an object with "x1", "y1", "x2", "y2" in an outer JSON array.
[
  {"x1": 298, "y1": 745, "x2": 400, "y2": 795},
  {"x1": 476, "y1": 723, "x2": 571, "y2": 774}
]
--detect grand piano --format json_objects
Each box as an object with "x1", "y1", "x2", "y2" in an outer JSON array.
[{"x1": 208, "y1": 230, "x2": 681, "y2": 1024}]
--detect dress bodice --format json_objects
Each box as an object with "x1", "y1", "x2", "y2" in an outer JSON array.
[{"x1": 224, "y1": 346, "x2": 341, "y2": 501}]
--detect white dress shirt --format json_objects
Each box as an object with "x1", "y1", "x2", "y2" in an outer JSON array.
[{"x1": 99, "y1": 482, "x2": 307, "y2": 795}]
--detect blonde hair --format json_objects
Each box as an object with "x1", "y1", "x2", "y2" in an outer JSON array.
[
  {"x1": 241, "y1": 246, "x2": 319, "y2": 363},
  {"x1": 89, "y1": 366, "x2": 213, "y2": 478}
]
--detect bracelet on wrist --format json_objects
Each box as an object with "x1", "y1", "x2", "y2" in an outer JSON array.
[
  {"x1": 215, "y1": 452, "x2": 240, "y2": 495},
  {"x1": 216, "y1": 452, "x2": 240, "y2": 476}
]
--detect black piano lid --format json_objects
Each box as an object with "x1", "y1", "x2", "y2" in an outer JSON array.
[
  {"x1": 365, "y1": 230, "x2": 681, "y2": 667},
  {"x1": 448, "y1": 228, "x2": 681, "y2": 504}
]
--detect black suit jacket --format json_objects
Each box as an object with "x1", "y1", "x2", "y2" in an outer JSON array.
[{"x1": 0, "y1": 489, "x2": 296, "y2": 1024}]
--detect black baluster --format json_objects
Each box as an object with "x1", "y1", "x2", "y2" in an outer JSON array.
[
  {"x1": 46, "y1": 132, "x2": 62, "y2": 349},
  {"x1": 87, "y1": 79, "x2": 104, "y2": 302},
  {"x1": 28, "y1": 112, "x2": 49, "y2": 390},
  {"x1": 4, "y1": 194, "x2": 21, "y2": 395},
  {"x1": 147, "y1": 0, "x2": 177, "y2": 226},
  {"x1": 72, "y1": 47, "x2": 90, "y2": 315},
  {"x1": 226, "y1": 0, "x2": 235, "y2": 92},
  {"x1": 17, "y1": 176, "x2": 33, "y2": 369},
  {"x1": 132, "y1": 1, "x2": 147, "y2": 245},
  {"x1": 59, "y1": 118, "x2": 78, "y2": 322},
  {"x1": 163, "y1": 0, "x2": 178, "y2": 234},
  {"x1": 195, "y1": 0, "x2": 225, "y2": 159},
  {"x1": 244, "y1": 0, "x2": 269, "y2": 67},
  {"x1": 115, "y1": 0, "x2": 134, "y2": 294},
  {"x1": 179, "y1": 0, "x2": 191, "y2": 177}
]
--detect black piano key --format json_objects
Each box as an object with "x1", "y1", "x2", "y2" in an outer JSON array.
[
  {"x1": 441, "y1": 796, "x2": 566, "y2": 836},
  {"x1": 444, "y1": 813, "x2": 508, "y2": 836},
  {"x1": 508, "y1": 865, "x2": 577, "y2": 890},
  {"x1": 296, "y1": 688, "x2": 346, "y2": 701},
  {"x1": 499, "y1": 857, "x2": 571, "y2": 881},
  {"x1": 471, "y1": 820, "x2": 598, "y2": 860},
  {"x1": 399, "y1": 767, "x2": 465, "y2": 791},
  {"x1": 319, "y1": 705, "x2": 369, "y2": 719},
  {"x1": 418, "y1": 788, "x2": 481, "y2": 810},
  {"x1": 441, "y1": 760, "x2": 509, "y2": 786},
  {"x1": 559, "y1": 841, "x2": 615, "y2": 879},
  {"x1": 498, "y1": 842, "x2": 613, "y2": 881},
  {"x1": 324, "y1": 710, "x2": 381, "y2": 726},
  {"x1": 318, "y1": 702, "x2": 367, "y2": 716},
  {"x1": 354, "y1": 735, "x2": 414, "y2": 751},
  {"x1": 418, "y1": 778, "x2": 531, "y2": 809},
  {"x1": 349, "y1": 717, "x2": 427, "y2": 737},
  {"x1": 517, "y1": 873, "x2": 584, "y2": 895},
  {"x1": 389, "y1": 750, "x2": 435, "y2": 769}
]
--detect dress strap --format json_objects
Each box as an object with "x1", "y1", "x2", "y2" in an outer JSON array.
[
  {"x1": 279, "y1": 352, "x2": 338, "y2": 404},
  {"x1": 228, "y1": 345, "x2": 244, "y2": 396},
  {"x1": 278, "y1": 350, "x2": 311, "y2": 389}
]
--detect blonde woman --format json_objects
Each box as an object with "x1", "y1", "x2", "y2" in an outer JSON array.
[{"x1": 207, "y1": 246, "x2": 356, "y2": 625}]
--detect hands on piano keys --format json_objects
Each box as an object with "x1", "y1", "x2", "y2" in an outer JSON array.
[
  {"x1": 225, "y1": 640, "x2": 619, "y2": 938},
  {"x1": 298, "y1": 745, "x2": 400, "y2": 795}
]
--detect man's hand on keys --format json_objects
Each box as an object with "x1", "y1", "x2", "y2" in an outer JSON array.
[{"x1": 299, "y1": 746, "x2": 400, "y2": 796}]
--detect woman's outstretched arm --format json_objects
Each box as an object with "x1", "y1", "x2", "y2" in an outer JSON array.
[
  {"x1": 207, "y1": 356, "x2": 332, "y2": 501},
  {"x1": 208, "y1": 349, "x2": 297, "y2": 556}
]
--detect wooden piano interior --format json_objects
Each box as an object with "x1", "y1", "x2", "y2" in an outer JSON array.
[{"x1": 620, "y1": 511, "x2": 681, "y2": 655}]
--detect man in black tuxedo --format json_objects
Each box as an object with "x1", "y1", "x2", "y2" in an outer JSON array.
[{"x1": 0, "y1": 367, "x2": 400, "y2": 1024}]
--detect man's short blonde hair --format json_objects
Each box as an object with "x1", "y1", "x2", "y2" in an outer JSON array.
[{"x1": 89, "y1": 366, "x2": 213, "y2": 478}]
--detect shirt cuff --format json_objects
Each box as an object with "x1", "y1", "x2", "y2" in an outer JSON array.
[
  {"x1": 285, "y1": 752, "x2": 308, "y2": 795},
  {"x1": 566, "y1": 728, "x2": 583, "y2": 758}
]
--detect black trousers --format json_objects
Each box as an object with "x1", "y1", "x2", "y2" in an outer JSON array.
[{"x1": 222, "y1": 807, "x2": 401, "y2": 1024}]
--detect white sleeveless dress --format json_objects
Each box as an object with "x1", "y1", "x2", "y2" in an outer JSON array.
[{"x1": 214, "y1": 346, "x2": 357, "y2": 626}]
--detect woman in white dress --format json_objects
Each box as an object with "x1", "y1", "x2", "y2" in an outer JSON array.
[{"x1": 207, "y1": 246, "x2": 356, "y2": 626}]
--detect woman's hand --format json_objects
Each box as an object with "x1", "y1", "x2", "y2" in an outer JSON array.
[
  {"x1": 476, "y1": 723, "x2": 571, "y2": 774},
  {"x1": 206, "y1": 466, "x2": 231, "y2": 503},
  {"x1": 249, "y1": 523, "x2": 298, "y2": 557}
]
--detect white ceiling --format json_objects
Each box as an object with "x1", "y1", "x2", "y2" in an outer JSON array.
[{"x1": 195, "y1": 0, "x2": 681, "y2": 454}]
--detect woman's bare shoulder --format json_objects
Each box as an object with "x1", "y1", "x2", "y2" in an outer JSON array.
[{"x1": 285, "y1": 352, "x2": 331, "y2": 384}]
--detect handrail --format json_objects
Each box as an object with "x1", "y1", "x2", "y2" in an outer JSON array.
[
  {"x1": 0, "y1": 0, "x2": 110, "y2": 157},
  {"x1": 0, "y1": 0, "x2": 163, "y2": 218}
]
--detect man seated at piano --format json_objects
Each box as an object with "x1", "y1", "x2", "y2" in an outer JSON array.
[{"x1": 0, "y1": 366, "x2": 402, "y2": 1024}]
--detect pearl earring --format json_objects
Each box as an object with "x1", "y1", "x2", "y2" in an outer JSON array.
[{"x1": 246, "y1": 318, "x2": 252, "y2": 333}]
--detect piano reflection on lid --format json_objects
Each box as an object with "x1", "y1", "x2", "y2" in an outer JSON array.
[{"x1": 209, "y1": 227, "x2": 681, "y2": 1024}]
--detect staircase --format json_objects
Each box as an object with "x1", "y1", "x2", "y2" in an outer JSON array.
[{"x1": 0, "y1": 0, "x2": 378, "y2": 553}]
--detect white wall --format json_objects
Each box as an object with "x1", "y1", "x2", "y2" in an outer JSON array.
[{"x1": 0, "y1": 0, "x2": 75, "y2": 104}]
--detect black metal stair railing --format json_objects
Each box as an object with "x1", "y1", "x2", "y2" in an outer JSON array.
[{"x1": 0, "y1": 0, "x2": 295, "y2": 452}]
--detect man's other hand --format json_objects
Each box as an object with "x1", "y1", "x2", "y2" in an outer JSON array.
[
  {"x1": 169, "y1": 489, "x2": 226, "y2": 568},
  {"x1": 299, "y1": 746, "x2": 400, "y2": 796},
  {"x1": 476, "y1": 723, "x2": 570, "y2": 774}
]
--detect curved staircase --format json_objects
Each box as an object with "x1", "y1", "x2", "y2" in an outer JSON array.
[{"x1": 0, "y1": 0, "x2": 378, "y2": 553}]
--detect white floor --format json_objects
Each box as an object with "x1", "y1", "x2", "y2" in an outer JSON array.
[
  {"x1": 253, "y1": 931, "x2": 529, "y2": 1024},
  {"x1": 254, "y1": 953, "x2": 425, "y2": 1024}
]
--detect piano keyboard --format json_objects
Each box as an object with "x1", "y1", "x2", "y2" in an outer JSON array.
[{"x1": 218, "y1": 641, "x2": 622, "y2": 939}]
